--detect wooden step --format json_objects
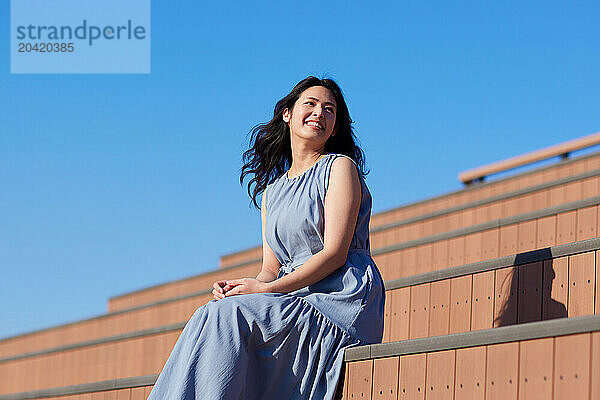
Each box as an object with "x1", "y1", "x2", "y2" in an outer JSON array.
[
  {"x1": 1, "y1": 316, "x2": 598, "y2": 400},
  {"x1": 341, "y1": 315, "x2": 600, "y2": 400},
  {"x1": 1, "y1": 238, "x2": 598, "y2": 395}
]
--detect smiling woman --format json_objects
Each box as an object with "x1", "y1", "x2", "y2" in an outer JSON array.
[{"x1": 147, "y1": 76, "x2": 385, "y2": 400}]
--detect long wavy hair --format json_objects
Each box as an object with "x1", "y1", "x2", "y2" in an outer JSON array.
[{"x1": 240, "y1": 76, "x2": 369, "y2": 209}]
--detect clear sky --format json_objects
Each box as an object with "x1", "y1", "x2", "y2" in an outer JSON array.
[{"x1": 1, "y1": 1, "x2": 599, "y2": 339}]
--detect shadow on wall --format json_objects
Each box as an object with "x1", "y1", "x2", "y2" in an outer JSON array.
[{"x1": 494, "y1": 248, "x2": 568, "y2": 327}]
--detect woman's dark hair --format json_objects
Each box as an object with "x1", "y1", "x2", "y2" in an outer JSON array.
[{"x1": 240, "y1": 76, "x2": 369, "y2": 209}]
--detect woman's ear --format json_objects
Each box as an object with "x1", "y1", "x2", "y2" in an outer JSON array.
[{"x1": 282, "y1": 108, "x2": 291, "y2": 123}]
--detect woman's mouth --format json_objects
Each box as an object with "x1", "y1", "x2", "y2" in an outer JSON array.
[{"x1": 305, "y1": 121, "x2": 324, "y2": 130}]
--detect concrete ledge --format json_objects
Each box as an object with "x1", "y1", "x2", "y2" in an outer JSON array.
[
  {"x1": 0, "y1": 374, "x2": 158, "y2": 400},
  {"x1": 345, "y1": 315, "x2": 600, "y2": 362}
]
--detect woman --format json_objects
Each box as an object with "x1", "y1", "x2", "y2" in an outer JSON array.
[{"x1": 148, "y1": 76, "x2": 385, "y2": 400}]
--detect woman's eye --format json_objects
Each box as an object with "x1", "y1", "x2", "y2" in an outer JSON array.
[
  {"x1": 326, "y1": 107, "x2": 334, "y2": 113},
  {"x1": 305, "y1": 101, "x2": 315, "y2": 106}
]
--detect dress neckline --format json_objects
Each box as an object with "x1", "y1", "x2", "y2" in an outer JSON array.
[{"x1": 285, "y1": 153, "x2": 334, "y2": 181}]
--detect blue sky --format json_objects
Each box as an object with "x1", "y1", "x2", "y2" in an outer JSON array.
[{"x1": 1, "y1": 1, "x2": 599, "y2": 339}]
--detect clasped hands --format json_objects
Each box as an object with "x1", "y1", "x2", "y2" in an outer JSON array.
[{"x1": 212, "y1": 278, "x2": 271, "y2": 301}]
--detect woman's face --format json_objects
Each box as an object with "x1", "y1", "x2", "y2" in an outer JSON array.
[{"x1": 283, "y1": 86, "x2": 337, "y2": 145}]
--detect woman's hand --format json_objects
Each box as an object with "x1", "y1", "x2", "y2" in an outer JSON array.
[
  {"x1": 212, "y1": 280, "x2": 235, "y2": 300},
  {"x1": 224, "y1": 278, "x2": 271, "y2": 297}
]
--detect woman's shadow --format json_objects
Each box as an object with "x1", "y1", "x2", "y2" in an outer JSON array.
[{"x1": 495, "y1": 248, "x2": 567, "y2": 327}]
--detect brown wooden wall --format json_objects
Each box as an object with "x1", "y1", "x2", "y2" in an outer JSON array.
[
  {"x1": 0, "y1": 293, "x2": 211, "y2": 360},
  {"x1": 342, "y1": 331, "x2": 600, "y2": 400},
  {"x1": 382, "y1": 250, "x2": 600, "y2": 342},
  {"x1": 0, "y1": 330, "x2": 177, "y2": 394},
  {"x1": 370, "y1": 177, "x2": 600, "y2": 251},
  {"x1": 2, "y1": 248, "x2": 598, "y2": 395},
  {"x1": 377, "y1": 205, "x2": 599, "y2": 281}
]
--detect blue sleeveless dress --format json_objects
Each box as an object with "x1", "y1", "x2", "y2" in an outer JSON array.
[{"x1": 148, "y1": 153, "x2": 385, "y2": 400}]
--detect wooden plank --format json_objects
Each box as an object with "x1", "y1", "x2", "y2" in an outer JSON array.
[
  {"x1": 517, "y1": 191, "x2": 539, "y2": 214},
  {"x1": 488, "y1": 202, "x2": 502, "y2": 221},
  {"x1": 382, "y1": 289, "x2": 392, "y2": 343},
  {"x1": 536, "y1": 215, "x2": 556, "y2": 248},
  {"x1": 591, "y1": 332, "x2": 600, "y2": 400},
  {"x1": 398, "y1": 354, "x2": 426, "y2": 400},
  {"x1": 448, "y1": 211, "x2": 463, "y2": 232},
  {"x1": 454, "y1": 346, "x2": 486, "y2": 400},
  {"x1": 448, "y1": 237, "x2": 465, "y2": 268},
  {"x1": 481, "y1": 228, "x2": 500, "y2": 261},
  {"x1": 372, "y1": 357, "x2": 399, "y2": 400},
  {"x1": 425, "y1": 350, "x2": 455, "y2": 400},
  {"x1": 415, "y1": 244, "x2": 433, "y2": 275},
  {"x1": 90, "y1": 392, "x2": 104, "y2": 400},
  {"x1": 597, "y1": 251, "x2": 600, "y2": 315},
  {"x1": 518, "y1": 337, "x2": 553, "y2": 400},
  {"x1": 340, "y1": 362, "x2": 350, "y2": 400},
  {"x1": 116, "y1": 389, "x2": 131, "y2": 400},
  {"x1": 499, "y1": 224, "x2": 518, "y2": 257},
  {"x1": 449, "y1": 275, "x2": 472, "y2": 334},
  {"x1": 576, "y1": 206, "x2": 598, "y2": 241},
  {"x1": 486, "y1": 342, "x2": 519, "y2": 400},
  {"x1": 429, "y1": 280, "x2": 451, "y2": 336},
  {"x1": 463, "y1": 208, "x2": 476, "y2": 227},
  {"x1": 554, "y1": 333, "x2": 591, "y2": 399},
  {"x1": 502, "y1": 196, "x2": 521, "y2": 219},
  {"x1": 409, "y1": 284, "x2": 431, "y2": 339},
  {"x1": 465, "y1": 232, "x2": 483, "y2": 264},
  {"x1": 568, "y1": 251, "x2": 596, "y2": 317},
  {"x1": 432, "y1": 240, "x2": 449, "y2": 271},
  {"x1": 564, "y1": 181, "x2": 582, "y2": 203},
  {"x1": 494, "y1": 267, "x2": 518, "y2": 327},
  {"x1": 549, "y1": 185, "x2": 566, "y2": 208},
  {"x1": 347, "y1": 360, "x2": 374, "y2": 400},
  {"x1": 517, "y1": 220, "x2": 537, "y2": 253},
  {"x1": 377, "y1": 253, "x2": 395, "y2": 281},
  {"x1": 390, "y1": 287, "x2": 411, "y2": 342},
  {"x1": 582, "y1": 176, "x2": 600, "y2": 198},
  {"x1": 531, "y1": 190, "x2": 549, "y2": 214},
  {"x1": 542, "y1": 258, "x2": 568, "y2": 320},
  {"x1": 556, "y1": 210, "x2": 576, "y2": 245},
  {"x1": 105, "y1": 390, "x2": 118, "y2": 400},
  {"x1": 471, "y1": 271, "x2": 495, "y2": 331},
  {"x1": 517, "y1": 262, "x2": 543, "y2": 323},
  {"x1": 403, "y1": 248, "x2": 418, "y2": 277},
  {"x1": 130, "y1": 387, "x2": 146, "y2": 400}
]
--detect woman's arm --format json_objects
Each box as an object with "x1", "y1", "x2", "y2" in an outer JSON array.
[{"x1": 225, "y1": 157, "x2": 361, "y2": 296}]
